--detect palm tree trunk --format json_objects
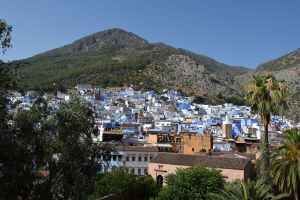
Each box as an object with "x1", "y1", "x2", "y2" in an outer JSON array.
[
  {"x1": 295, "y1": 182, "x2": 299, "y2": 200},
  {"x1": 261, "y1": 116, "x2": 270, "y2": 183}
]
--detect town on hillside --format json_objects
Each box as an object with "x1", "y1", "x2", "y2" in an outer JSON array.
[{"x1": 9, "y1": 84, "x2": 299, "y2": 184}]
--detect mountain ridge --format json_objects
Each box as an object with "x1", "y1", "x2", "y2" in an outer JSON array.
[{"x1": 15, "y1": 28, "x2": 299, "y2": 119}]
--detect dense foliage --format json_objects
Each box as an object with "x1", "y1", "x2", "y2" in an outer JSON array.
[
  {"x1": 0, "y1": 19, "x2": 35, "y2": 200},
  {"x1": 156, "y1": 165, "x2": 224, "y2": 200},
  {"x1": 0, "y1": 19, "x2": 13, "y2": 126},
  {"x1": 49, "y1": 97, "x2": 101, "y2": 200},
  {"x1": 0, "y1": 19, "x2": 12, "y2": 53},
  {"x1": 89, "y1": 169, "x2": 159, "y2": 200},
  {"x1": 16, "y1": 43, "x2": 172, "y2": 91},
  {"x1": 0, "y1": 93, "x2": 105, "y2": 200},
  {"x1": 1, "y1": 24, "x2": 111, "y2": 198}
]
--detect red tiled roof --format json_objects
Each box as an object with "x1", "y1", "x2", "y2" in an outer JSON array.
[
  {"x1": 150, "y1": 152, "x2": 251, "y2": 170},
  {"x1": 114, "y1": 146, "x2": 159, "y2": 152}
]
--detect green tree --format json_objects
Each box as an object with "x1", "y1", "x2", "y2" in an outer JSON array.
[
  {"x1": 90, "y1": 169, "x2": 159, "y2": 200},
  {"x1": 0, "y1": 95, "x2": 52, "y2": 199},
  {"x1": 50, "y1": 97, "x2": 100, "y2": 200},
  {"x1": 0, "y1": 19, "x2": 12, "y2": 54},
  {"x1": 270, "y1": 128, "x2": 300, "y2": 200},
  {"x1": 209, "y1": 179, "x2": 289, "y2": 200},
  {"x1": 0, "y1": 19, "x2": 31, "y2": 200},
  {"x1": 157, "y1": 165, "x2": 225, "y2": 200},
  {"x1": 0, "y1": 19, "x2": 13, "y2": 128},
  {"x1": 245, "y1": 75, "x2": 288, "y2": 182}
]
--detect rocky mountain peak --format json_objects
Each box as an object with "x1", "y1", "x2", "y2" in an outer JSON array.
[{"x1": 60, "y1": 28, "x2": 149, "y2": 54}]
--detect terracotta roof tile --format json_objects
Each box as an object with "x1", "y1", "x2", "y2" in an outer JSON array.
[
  {"x1": 114, "y1": 146, "x2": 159, "y2": 152},
  {"x1": 150, "y1": 152, "x2": 251, "y2": 170}
]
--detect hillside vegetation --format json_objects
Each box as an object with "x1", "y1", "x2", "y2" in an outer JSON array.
[{"x1": 16, "y1": 28, "x2": 249, "y2": 105}]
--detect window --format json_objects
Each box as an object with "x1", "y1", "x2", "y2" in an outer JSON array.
[
  {"x1": 138, "y1": 156, "x2": 142, "y2": 161},
  {"x1": 150, "y1": 156, "x2": 153, "y2": 160},
  {"x1": 144, "y1": 168, "x2": 148, "y2": 175},
  {"x1": 113, "y1": 155, "x2": 117, "y2": 161},
  {"x1": 138, "y1": 168, "x2": 141, "y2": 175},
  {"x1": 130, "y1": 168, "x2": 135, "y2": 174},
  {"x1": 192, "y1": 148, "x2": 194, "y2": 152},
  {"x1": 118, "y1": 155, "x2": 122, "y2": 161},
  {"x1": 132, "y1": 156, "x2": 135, "y2": 161},
  {"x1": 125, "y1": 168, "x2": 129, "y2": 173},
  {"x1": 144, "y1": 156, "x2": 148, "y2": 162},
  {"x1": 126, "y1": 156, "x2": 129, "y2": 161}
]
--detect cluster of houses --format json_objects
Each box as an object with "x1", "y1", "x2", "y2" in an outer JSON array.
[{"x1": 9, "y1": 84, "x2": 298, "y2": 185}]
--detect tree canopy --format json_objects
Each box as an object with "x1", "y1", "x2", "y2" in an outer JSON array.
[
  {"x1": 246, "y1": 75, "x2": 288, "y2": 125},
  {"x1": 89, "y1": 169, "x2": 159, "y2": 200},
  {"x1": 0, "y1": 19, "x2": 12, "y2": 54},
  {"x1": 157, "y1": 165, "x2": 225, "y2": 200},
  {"x1": 49, "y1": 97, "x2": 100, "y2": 200}
]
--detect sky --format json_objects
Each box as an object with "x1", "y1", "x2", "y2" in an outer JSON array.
[{"x1": 1, "y1": 0, "x2": 300, "y2": 68}]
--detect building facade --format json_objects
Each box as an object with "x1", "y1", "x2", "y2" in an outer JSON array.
[
  {"x1": 149, "y1": 152, "x2": 252, "y2": 185},
  {"x1": 108, "y1": 146, "x2": 159, "y2": 176}
]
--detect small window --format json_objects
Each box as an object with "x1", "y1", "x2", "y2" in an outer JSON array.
[
  {"x1": 138, "y1": 156, "x2": 142, "y2": 161},
  {"x1": 126, "y1": 156, "x2": 130, "y2": 161},
  {"x1": 192, "y1": 148, "x2": 194, "y2": 152},
  {"x1": 130, "y1": 168, "x2": 135, "y2": 174},
  {"x1": 125, "y1": 168, "x2": 129, "y2": 173},
  {"x1": 144, "y1": 168, "x2": 148, "y2": 175},
  {"x1": 132, "y1": 156, "x2": 135, "y2": 161},
  {"x1": 118, "y1": 155, "x2": 122, "y2": 161},
  {"x1": 138, "y1": 168, "x2": 141, "y2": 175},
  {"x1": 144, "y1": 156, "x2": 148, "y2": 162},
  {"x1": 150, "y1": 156, "x2": 153, "y2": 160},
  {"x1": 113, "y1": 155, "x2": 117, "y2": 161}
]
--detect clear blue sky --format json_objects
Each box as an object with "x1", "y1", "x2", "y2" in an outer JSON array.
[{"x1": 1, "y1": 0, "x2": 300, "y2": 68}]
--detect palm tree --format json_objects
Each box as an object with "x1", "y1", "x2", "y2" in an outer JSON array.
[
  {"x1": 209, "y1": 179, "x2": 289, "y2": 200},
  {"x1": 271, "y1": 128, "x2": 300, "y2": 200},
  {"x1": 245, "y1": 75, "x2": 288, "y2": 182}
]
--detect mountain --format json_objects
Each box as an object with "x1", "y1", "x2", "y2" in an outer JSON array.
[
  {"x1": 236, "y1": 49, "x2": 300, "y2": 120},
  {"x1": 257, "y1": 48, "x2": 300, "y2": 71},
  {"x1": 17, "y1": 28, "x2": 250, "y2": 104},
  {"x1": 45, "y1": 28, "x2": 149, "y2": 55},
  {"x1": 14, "y1": 28, "x2": 300, "y2": 119}
]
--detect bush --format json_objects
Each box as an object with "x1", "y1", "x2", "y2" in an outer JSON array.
[
  {"x1": 157, "y1": 165, "x2": 224, "y2": 200},
  {"x1": 89, "y1": 169, "x2": 159, "y2": 200}
]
